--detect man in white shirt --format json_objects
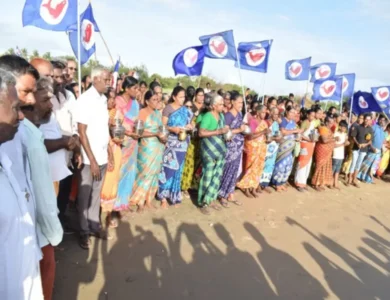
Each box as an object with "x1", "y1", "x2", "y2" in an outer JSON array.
[
  {"x1": 24, "y1": 76, "x2": 64, "y2": 300},
  {"x1": 0, "y1": 59, "x2": 43, "y2": 299},
  {"x1": 75, "y1": 68, "x2": 113, "y2": 249},
  {"x1": 31, "y1": 59, "x2": 79, "y2": 229}
]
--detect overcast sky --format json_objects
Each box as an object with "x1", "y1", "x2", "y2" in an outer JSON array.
[{"x1": 2, "y1": 0, "x2": 390, "y2": 95}]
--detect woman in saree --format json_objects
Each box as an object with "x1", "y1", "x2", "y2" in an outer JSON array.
[
  {"x1": 157, "y1": 86, "x2": 193, "y2": 208},
  {"x1": 237, "y1": 105, "x2": 269, "y2": 198},
  {"x1": 181, "y1": 88, "x2": 205, "y2": 195},
  {"x1": 260, "y1": 107, "x2": 281, "y2": 193},
  {"x1": 311, "y1": 115, "x2": 336, "y2": 191},
  {"x1": 115, "y1": 76, "x2": 140, "y2": 211},
  {"x1": 198, "y1": 94, "x2": 228, "y2": 214},
  {"x1": 218, "y1": 93, "x2": 245, "y2": 206},
  {"x1": 294, "y1": 109, "x2": 317, "y2": 192},
  {"x1": 129, "y1": 90, "x2": 166, "y2": 212},
  {"x1": 100, "y1": 88, "x2": 122, "y2": 227},
  {"x1": 271, "y1": 107, "x2": 301, "y2": 192}
]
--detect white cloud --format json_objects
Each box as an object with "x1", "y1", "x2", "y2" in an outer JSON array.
[{"x1": 2, "y1": 0, "x2": 390, "y2": 96}]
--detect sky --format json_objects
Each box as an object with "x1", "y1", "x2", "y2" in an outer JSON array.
[{"x1": 1, "y1": 0, "x2": 390, "y2": 95}]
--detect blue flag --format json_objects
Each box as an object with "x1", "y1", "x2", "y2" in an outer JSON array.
[
  {"x1": 172, "y1": 46, "x2": 205, "y2": 76},
  {"x1": 235, "y1": 40, "x2": 273, "y2": 73},
  {"x1": 371, "y1": 86, "x2": 390, "y2": 116},
  {"x1": 310, "y1": 63, "x2": 337, "y2": 82},
  {"x1": 336, "y1": 73, "x2": 356, "y2": 99},
  {"x1": 112, "y1": 58, "x2": 120, "y2": 88},
  {"x1": 285, "y1": 57, "x2": 311, "y2": 81},
  {"x1": 352, "y1": 91, "x2": 383, "y2": 115},
  {"x1": 22, "y1": 0, "x2": 77, "y2": 31},
  {"x1": 312, "y1": 78, "x2": 343, "y2": 101},
  {"x1": 68, "y1": 4, "x2": 99, "y2": 65},
  {"x1": 199, "y1": 30, "x2": 237, "y2": 61}
]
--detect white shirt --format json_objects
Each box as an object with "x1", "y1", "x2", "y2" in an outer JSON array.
[
  {"x1": 333, "y1": 131, "x2": 346, "y2": 159},
  {"x1": 51, "y1": 90, "x2": 78, "y2": 136},
  {"x1": 74, "y1": 86, "x2": 109, "y2": 165},
  {"x1": 39, "y1": 115, "x2": 72, "y2": 182},
  {"x1": 0, "y1": 125, "x2": 43, "y2": 300}
]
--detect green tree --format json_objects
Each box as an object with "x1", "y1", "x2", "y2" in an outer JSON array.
[
  {"x1": 31, "y1": 49, "x2": 40, "y2": 59},
  {"x1": 42, "y1": 52, "x2": 52, "y2": 60},
  {"x1": 20, "y1": 48, "x2": 28, "y2": 59},
  {"x1": 6, "y1": 48, "x2": 15, "y2": 55}
]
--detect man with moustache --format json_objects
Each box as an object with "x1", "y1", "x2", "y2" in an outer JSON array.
[
  {"x1": 31, "y1": 58, "x2": 79, "y2": 231},
  {"x1": 66, "y1": 59, "x2": 77, "y2": 84},
  {"x1": 75, "y1": 68, "x2": 113, "y2": 249},
  {"x1": 22, "y1": 76, "x2": 63, "y2": 300},
  {"x1": 0, "y1": 67, "x2": 43, "y2": 299}
]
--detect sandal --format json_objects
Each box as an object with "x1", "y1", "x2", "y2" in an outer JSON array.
[
  {"x1": 219, "y1": 198, "x2": 230, "y2": 208},
  {"x1": 352, "y1": 182, "x2": 360, "y2": 188}
]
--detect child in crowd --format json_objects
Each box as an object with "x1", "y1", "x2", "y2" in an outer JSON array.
[{"x1": 332, "y1": 120, "x2": 350, "y2": 189}]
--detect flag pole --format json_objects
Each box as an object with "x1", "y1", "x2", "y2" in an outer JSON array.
[
  {"x1": 77, "y1": 0, "x2": 82, "y2": 95},
  {"x1": 339, "y1": 90, "x2": 344, "y2": 114},
  {"x1": 98, "y1": 32, "x2": 114, "y2": 65},
  {"x1": 348, "y1": 95, "x2": 353, "y2": 125},
  {"x1": 197, "y1": 75, "x2": 202, "y2": 88},
  {"x1": 260, "y1": 73, "x2": 267, "y2": 105},
  {"x1": 234, "y1": 47, "x2": 247, "y2": 115}
]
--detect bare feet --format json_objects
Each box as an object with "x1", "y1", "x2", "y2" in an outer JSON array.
[
  {"x1": 161, "y1": 199, "x2": 169, "y2": 209},
  {"x1": 137, "y1": 204, "x2": 145, "y2": 214},
  {"x1": 145, "y1": 202, "x2": 156, "y2": 210},
  {"x1": 174, "y1": 203, "x2": 181, "y2": 208},
  {"x1": 263, "y1": 186, "x2": 273, "y2": 194},
  {"x1": 250, "y1": 188, "x2": 258, "y2": 198},
  {"x1": 243, "y1": 188, "x2": 253, "y2": 198}
]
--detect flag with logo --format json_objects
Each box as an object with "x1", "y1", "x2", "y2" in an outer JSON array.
[
  {"x1": 285, "y1": 57, "x2": 311, "y2": 81},
  {"x1": 235, "y1": 40, "x2": 273, "y2": 73},
  {"x1": 351, "y1": 91, "x2": 382, "y2": 115},
  {"x1": 22, "y1": 0, "x2": 77, "y2": 31},
  {"x1": 310, "y1": 63, "x2": 337, "y2": 82},
  {"x1": 68, "y1": 4, "x2": 99, "y2": 65},
  {"x1": 172, "y1": 45, "x2": 205, "y2": 76},
  {"x1": 199, "y1": 30, "x2": 237, "y2": 61},
  {"x1": 312, "y1": 77, "x2": 343, "y2": 101},
  {"x1": 336, "y1": 73, "x2": 356, "y2": 99},
  {"x1": 371, "y1": 86, "x2": 390, "y2": 116},
  {"x1": 112, "y1": 58, "x2": 120, "y2": 88}
]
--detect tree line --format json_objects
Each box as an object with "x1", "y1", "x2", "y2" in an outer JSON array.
[{"x1": 3, "y1": 47, "x2": 248, "y2": 92}]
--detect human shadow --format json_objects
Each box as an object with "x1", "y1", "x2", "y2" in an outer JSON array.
[
  {"x1": 97, "y1": 219, "x2": 171, "y2": 299},
  {"x1": 303, "y1": 243, "x2": 373, "y2": 299},
  {"x1": 154, "y1": 219, "x2": 278, "y2": 299},
  {"x1": 53, "y1": 236, "x2": 99, "y2": 300},
  {"x1": 244, "y1": 222, "x2": 328, "y2": 299},
  {"x1": 369, "y1": 215, "x2": 390, "y2": 234},
  {"x1": 286, "y1": 217, "x2": 389, "y2": 299}
]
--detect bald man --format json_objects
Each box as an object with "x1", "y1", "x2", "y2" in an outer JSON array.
[{"x1": 30, "y1": 58, "x2": 53, "y2": 80}]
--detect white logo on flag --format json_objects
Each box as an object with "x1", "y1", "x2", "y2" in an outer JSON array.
[
  {"x1": 209, "y1": 36, "x2": 228, "y2": 58},
  {"x1": 40, "y1": 0, "x2": 69, "y2": 25},
  {"x1": 183, "y1": 48, "x2": 198, "y2": 68}
]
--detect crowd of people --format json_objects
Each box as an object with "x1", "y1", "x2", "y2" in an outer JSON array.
[{"x1": 1, "y1": 54, "x2": 389, "y2": 300}]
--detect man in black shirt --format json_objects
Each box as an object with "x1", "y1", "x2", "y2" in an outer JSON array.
[{"x1": 347, "y1": 113, "x2": 374, "y2": 187}]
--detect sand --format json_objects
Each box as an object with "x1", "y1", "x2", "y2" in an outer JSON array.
[{"x1": 54, "y1": 179, "x2": 390, "y2": 300}]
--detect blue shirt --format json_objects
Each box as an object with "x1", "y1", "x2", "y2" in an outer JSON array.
[
  {"x1": 371, "y1": 124, "x2": 385, "y2": 151},
  {"x1": 24, "y1": 119, "x2": 63, "y2": 248}
]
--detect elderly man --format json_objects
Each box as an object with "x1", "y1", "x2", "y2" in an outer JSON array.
[
  {"x1": 0, "y1": 60, "x2": 43, "y2": 299},
  {"x1": 75, "y1": 68, "x2": 113, "y2": 249},
  {"x1": 22, "y1": 76, "x2": 63, "y2": 300},
  {"x1": 32, "y1": 58, "x2": 79, "y2": 230}
]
